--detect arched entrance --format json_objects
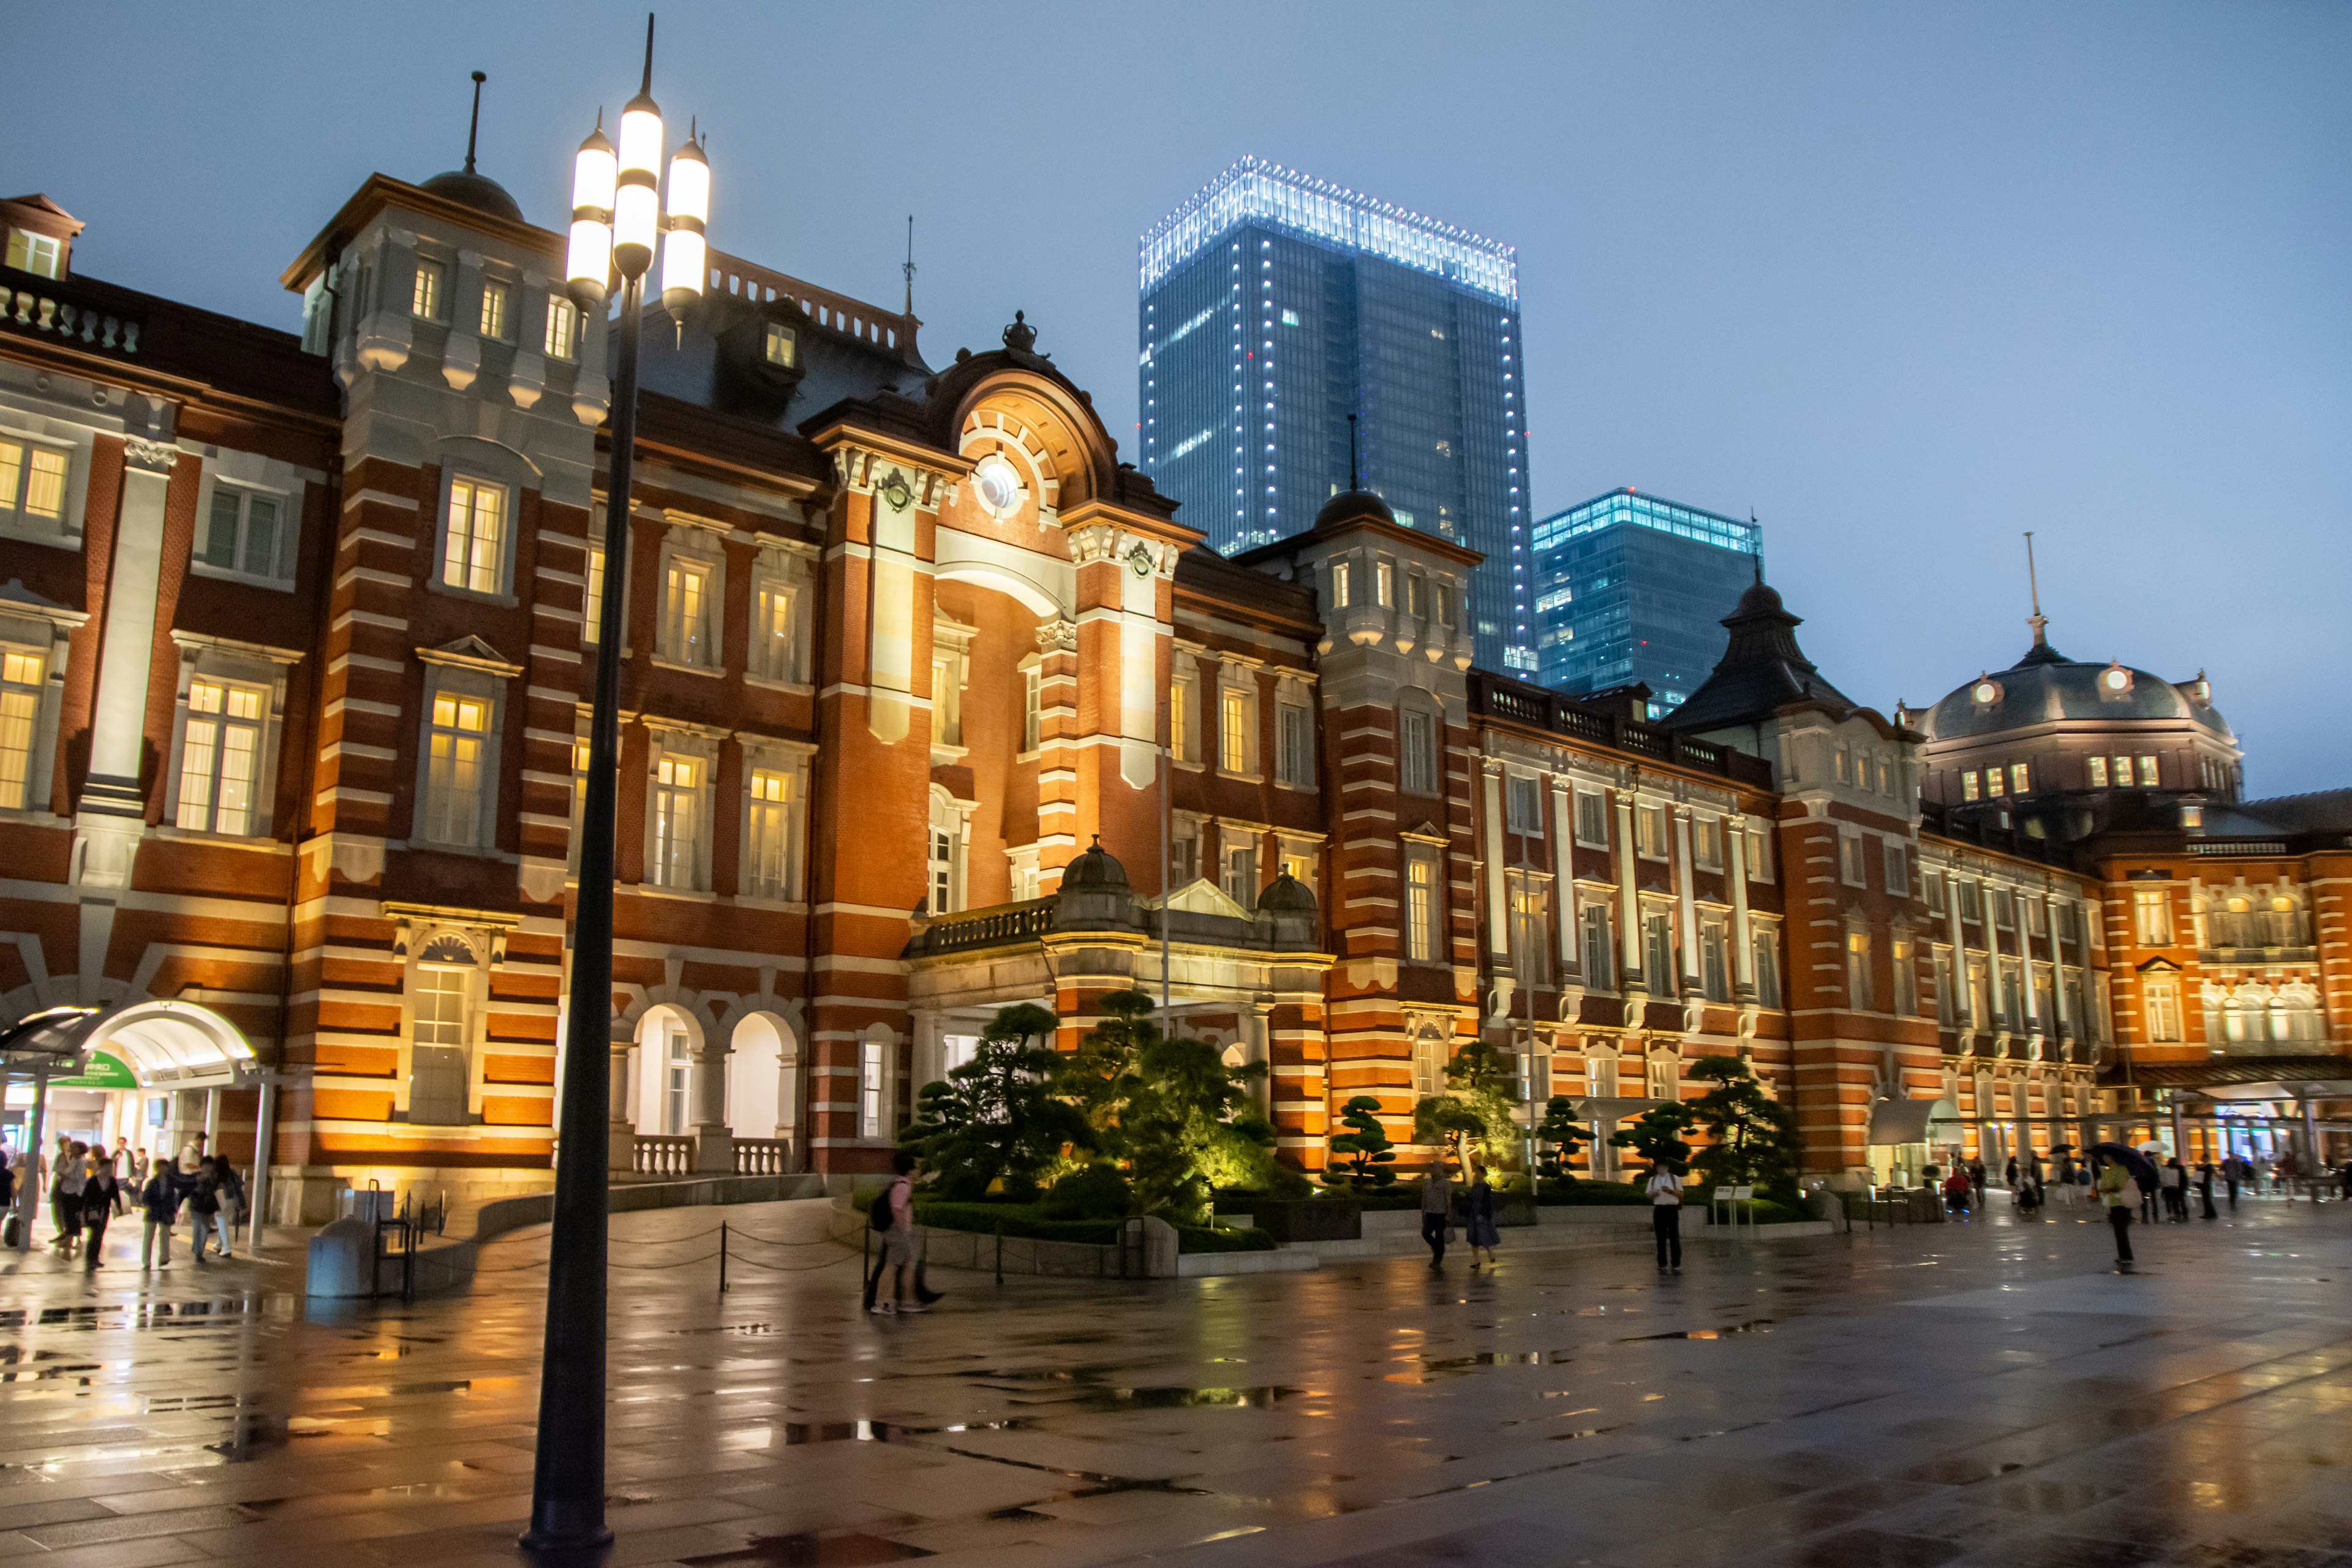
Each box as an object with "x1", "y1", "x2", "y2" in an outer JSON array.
[
  {"x1": 727, "y1": 1011, "x2": 790, "y2": 1144},
  {"x1": 633, "y1": 1005, "x2": 702, "y2": 1138}
]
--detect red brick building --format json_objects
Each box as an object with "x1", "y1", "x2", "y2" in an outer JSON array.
[{"x1": 1, "y1": 164, "x2": 2337, "y2": 1218}]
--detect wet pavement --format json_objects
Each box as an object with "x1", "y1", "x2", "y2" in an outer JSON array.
[{"x1": 1, "y1": 1193, "x2": 2350, "y2": 1567}]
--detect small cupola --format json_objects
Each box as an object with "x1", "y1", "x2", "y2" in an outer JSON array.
[{"x1": 1, "y1": 194, "x2": 83, "y2": 280}]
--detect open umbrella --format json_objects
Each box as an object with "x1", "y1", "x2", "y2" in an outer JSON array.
[{"x1": 2089, "y1": 1141, "x2": 2162, "y2": 1191}]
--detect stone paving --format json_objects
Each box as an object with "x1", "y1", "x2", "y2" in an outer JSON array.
[{"x1": 2, "y1": 1191, "x2": 2350, "y2": 1568}]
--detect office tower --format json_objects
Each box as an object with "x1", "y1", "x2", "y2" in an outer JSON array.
[
  {"x1": 1139, "y1": 156, "x2": 1535, "y2": 671},
  {"x1": 1532, "y1": 488, "x2": 1760, "y2": 716}
]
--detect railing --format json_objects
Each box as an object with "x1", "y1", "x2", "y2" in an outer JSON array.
[
  {"x1": 632, "y1": 1135, "x2": 694, "y2": 1179},
  {"x1": 917, "y1": 897, "x2": 1059, "y2": 955},
  {"x1": 1, "y1": 271, "x2": 142, "y2": 357},
  {"x1": 733, "y1": 1137, "x2": 794, "y2": 1176},
  {"x1": 1464, "y1": 670, "x2": 1772, "y2": 787},
  {"x1": 704, "y1": 248, "x2": 914, "y2": 355},
  {"x1": 2191, "y1": 839, "x2": 2286, "y2": 856}
]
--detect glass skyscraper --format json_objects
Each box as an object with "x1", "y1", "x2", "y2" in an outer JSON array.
[
  {"x1": 1532, "y1": 489, "x2": 1761, "y2": 717},
  {"x1": 1139, "y1": 157, "x2": 1535, "y2": 672}
]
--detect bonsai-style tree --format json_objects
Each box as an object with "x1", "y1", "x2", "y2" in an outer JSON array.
[
  {"x1": 1534, "y1": 1095, "x2": 1591, "y2": 1186},
  {"x1": 899, "y1": 1001, "x2": 1090, "y2": 1200},
  {"x1": 1611, "y1": 1101, "x2": 1700, "y2": 1175},
  {"x1": 1409, "y1": 1037, "x2": 1522, "y2": 1167},
  {"x1": 1686, "y1": 1055, "x2": 1802, "y2": 1206},
  {"x1": 1327, "y1": 1096, "x2": 1398, "y2": 1191}
]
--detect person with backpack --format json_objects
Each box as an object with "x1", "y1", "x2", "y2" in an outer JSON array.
[
  {"x1": 139, "y1": 1158, "x2": 181, "y2": 1269},
  {"x1": 211, "y1": 1156, "x2": 246, "y2": 1253},
  {"x1": 866, "y1": 1151, "x2": 924, "y2": 1316},
  {"x1": 184, "y1": 1157, "x2": 223, "y2": 1265},
  {"x1": 79, "y1": 1155, "x2": 118, "y2": 1271}
]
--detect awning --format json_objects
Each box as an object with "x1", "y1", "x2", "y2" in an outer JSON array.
[
  {"x1": 0, "y1": 1000, "x2": 254, "y2": 1089},
  {"x1": 50, "y1": 1050, "x2": 138, "y2": 1090},
  {"x1": 1573, "y1": 1096, "x2": 1664, "y2": 1125},
  {"x1": 1868, "y1": 1096, "x2": 1962, "y2": 1146}
]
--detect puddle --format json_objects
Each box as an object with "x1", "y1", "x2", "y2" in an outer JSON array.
[
  {"x1": 1619, "y1": 1319, "x2": 1776, "y2": 1341},
  {"x1": 679, "y1": 1531, "x2": 933, "y2": 1564}
]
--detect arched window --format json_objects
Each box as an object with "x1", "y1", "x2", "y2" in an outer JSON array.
[
  {"x1": 927, "y1": 788, "x2": 964, "y2": 914},
  {"x1": 409, "y1": 935, "x2": 478, "y2": 1126}
]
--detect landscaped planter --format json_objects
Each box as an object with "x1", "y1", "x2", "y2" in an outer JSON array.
[
  {"x1": 1473, "y1": 1193, "x2": 1539, "y2": 1228},
  {"x1": 1248, "y1": 1198, "x2": 1362, "y2": 1243}
]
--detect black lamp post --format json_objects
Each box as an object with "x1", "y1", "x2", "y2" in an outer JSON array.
[{"x1": 522, "y1": 14, "x2": 707, "y2": 1553}]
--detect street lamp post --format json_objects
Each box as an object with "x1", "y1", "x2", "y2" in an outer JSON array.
[{"x1": 523, "y1": 16, "x2": 706, "y2": 1553}]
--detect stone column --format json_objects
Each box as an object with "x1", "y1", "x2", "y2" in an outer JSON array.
[
  {"x1": 1945, "y1": 873, "x2": 1970, "y2": 1030},
  {"x1": 1550, "y1": 780, "x2": 1577, "y2": 976},
  {"x1": 2015, "y1": 887, "x2": 2041, "y2": 1054},
  {"x1": 1480, "y1": 761, "x2": 1508, "y2": 960},
  {"x1": 1728, "y1": 813, "x2": 1755, "y2": 998},
  {"x1": 691, "y1": 1028, "x2": 733, "y2": 1174},
  {"x1": 1614, "y1": 792, "x2": 1643, "y2": 998},
  {"x1": 607, "y1": 1023, "x2": 637, "y2": 1175},
  {"x1": 1672, "y1": 806, "x2": 1700, "y2": 993}
]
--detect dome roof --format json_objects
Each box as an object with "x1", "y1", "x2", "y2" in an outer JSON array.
[
  {"x1": 420, "y1": 168, "x2": 526, "y2": 224},
  {"x1": 1060, "y1": 838, "x2": 1129, "y2": 892},
  {"x1": 1667, "y1": 571, "x2": 1859, "y2": 733},
  {"x1": 1255, "y1": 871, "x2": 1319, "y2": 916},
  {"x1": 1921, "y1": 635, "x2": 2231, "y2": 744},
  {"x1": 1313, "y1": 488, "x2": 1396, "y2": 530}
]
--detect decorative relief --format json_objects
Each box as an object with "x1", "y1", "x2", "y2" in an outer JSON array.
[
  {"x1": 123, "y1": 436, "x2": 179, "y2": 474},
  {"x1": 1035, "y1": 618, "x2": 1079, "y2": 653}
]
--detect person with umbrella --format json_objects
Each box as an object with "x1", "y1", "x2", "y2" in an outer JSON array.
[{"x1": 2090, "y1": 1142, "x2": 2160, "y2": 1267}]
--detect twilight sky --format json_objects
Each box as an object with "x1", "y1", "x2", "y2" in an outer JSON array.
[{"x1": 9, "y1": 2, "x2": 2346, "y2": 791}]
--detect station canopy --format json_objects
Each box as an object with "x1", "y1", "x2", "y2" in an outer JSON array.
[{"x1": 0, "y1": 1000, "x2": 255, "y2": 1090}]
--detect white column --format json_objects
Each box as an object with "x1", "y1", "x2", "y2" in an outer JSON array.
[
  {"x1": 1945, "y1": 873, "x2": 1970, "y2": 1029},
  {"x1": 1672, "y1": 807, "x2": 1700, "y2": 990},
  {"x1": 2015, "y1": 888, "x2": 2041, "y2": 1041},
  {"x1": 247, "y1": 1079, "x2": 274, "y2": 1240},
  {"x1": 1728, "y1": 814, "x2": 1755, "y2": 995},
  {"x1": 1550, "y1": 781, "x2": 1577, "y2": 975},
  {"x1": 1614, "y1": 793, "x2": 1642, "y2": 990},
  {"x1": 1480, "y1": 762, "x2": 1508, "y2": 957},
  {"x1": 2046, "y1": 891, "x2": 2072, "y2": 1046},
  {"x1": 607, "y1": 1025, "x2": 636, "y2": 1174},
  {"x1": 203, "y1": 1087, "x2": 221, "y2": 1147}
]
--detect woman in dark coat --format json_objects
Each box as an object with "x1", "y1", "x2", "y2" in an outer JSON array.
[
  {"x1": 1463, "y1": 1163, "x2": 1502, "y2": 1268},
  {"x1": 79, "y1": 1156, "x2": 118, "y2": 1271}
]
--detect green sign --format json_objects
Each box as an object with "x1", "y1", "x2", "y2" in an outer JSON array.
[{"x1": 51, "y1": 1051, "x2": 138, "y2": 1090}]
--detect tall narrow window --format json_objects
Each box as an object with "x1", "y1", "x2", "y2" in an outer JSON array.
[
  {"x1": 927, "y1": 792, "x2": 961, "y2": 915},
  {"x1": 1840, "y1": 833, "x2": 1868, "y2": 886},
  {"x1": 2010, "y1": 761, "x2": 2030, "y2": 796},
  {"x1": 568, "y1": 738, "x2": 591, "y2": 875},
  {"x1": 859, "y1": 1038, "x2": 886, "y2": 1138},
  {"x1": 2087, "y1": 755, "x2": 2109, "y2": 788},
  {"x1": 442, "y1": 477, "x2": 505, "y2": 595},
  {"x1": 662, "y1": 1026, "x2": 692, "y2": 1136},
  {"x1": 0, "y1": 436, "x2": 69, "y2": 527},
  {"x1": 745, "y1": 767, "x2": 797, "y2": 901},
  {"x1": 545, "y1": 297, "x2": 579, "y2": 360},
  {"x1": 1411, "y1": 1031, "x2": 1446, "y2": 1101},
  {"x1": 423, "y1": 693, "x2": 489, "y2": 845},
  {"x1": 1581, "y1": 903, "x2": 1614, "y2": 989},
  {"x1": 1845, "y1": 930, "x2": 1874, "y2": 1011},
  {"x1": 1643, "y1": 912, "x2": 1676, "y2": 995},
  {"x1": 1406, "y1": 851, "x2": 1439, "y2": 963},
  {"x1": 2132, "y1": 888, "x2": 2173, "y2": 946},
  {"x1": 1752, "y1": 930, "x2": 1782, "y2": 1009},
  {"x1": 1219, "y1": 685, "x2": 1252, "y2": 775},
  {"x1": 1883, "y1": 841, "x2": 1907, "y2": 897},
  {"x1": 1329, "y1": 559, "x2": 1351, "y2": 608},
  {"x1": 1934, "y1": 949, "x2": 1956, "y2": 1024},
  {"x1": 2136, "y1": 755, "x2": 2159, "y2": 786},
  {"x1": 1400, "y1": 709, "x2": 1436, "y2": 795},
  {"x1": 1985, "y1": 766, "x2": 2006, "y2": 798},
  {"x1": 661, "y1": 559, "x2": 712, "y2": 666},
  {"x1": 1170, "y1": 816, "x2": 1199, "y2": 885},
  {"x1": 1506, "y1": 775, "x2": 1542, "y2": 835},
  {"x1": 1635, "y1": 804, "x2": 1668, "y2": 859},
  {"x1": 411, "y1": 260, "x2": 445, "y2": 320},
  {"x1": 478, "y1": 279, "x2": 511, "y2": 339},
  {"x1": 1022, "y1": 666, "x2": 1042, "y2": 752},
  {"x1": 409, "y1": 964, "x2": 472, "y2": 1125},
  {"x1": 1575, "y1": 790, "x2": 1609, "y2": 846},
  {"x1": 1893, "y1": 938, "x2": 1917, "y2": 1016},
  {"x1": 1509, "y1": 878, "x2": 1548, "y2": 986},
  {"x1": 1701, "y1": 921, "x2": 1729, "y2": 1001},
  {"x1": 1276, "y1": 701, "x2": 1313, "y2": 788},
  {"x1": 1223, "y1": 840, "x2": 1257, "y2": 905},
  {"x1": 1961, "y1": 770, "x2": 1981, "y2": 802},
  {"x1": 176, "y1": 679, "x2": 264, "y2": 835},
  {"x1": 764, "y1": 322, "x2": 799, "y2": 368},
  {"x1": 650, "y1": 755, "x2": 701, "y2": 889},
  {"x1": 1375, "y1": 560, "x2": 1393, "y2": 606},
  {"x1": 0, "y1": 649, "x2": 43, "y2": 812},
  {"x1": 1170, "y1": 668, "x2": 1196, "y2": 763},
  {"x1": 200, "y1": 486, "x2": 284, "y2": 579},
  {"x1": 2144, "y1": 979, "x2": 2181, "y2": 1042},
  {"x1": 753, "y1": 579, "x2": 796, "y2": 681},
  {"x1": 582, "y1": 546, "x2": 606, "y2": 646},
  {"x1": 1692, "y1": 816, "x2": 1722, "y2": 870}
]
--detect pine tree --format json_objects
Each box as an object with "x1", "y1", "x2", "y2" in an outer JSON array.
[
  {"x1": 1685, "y1": 1055, "x2": 1802, "y2": 1205},
  {"x1": 899, "y1": 1001, "x2": 1088, "y2": 1200},
  {"x1": 1328, "y1": 1096, "x2": 1398, "y2": 1190}
]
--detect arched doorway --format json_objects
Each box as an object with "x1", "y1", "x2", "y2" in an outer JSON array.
[
  {"x1": 728, "y1": 1011, "x2": 791, "y2": 1145},
  {"x1": 633, "y1": 1005, "x2": 701, "y2": 1138}
]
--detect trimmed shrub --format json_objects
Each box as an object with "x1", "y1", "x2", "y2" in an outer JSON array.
[
  {"x1": 1177, "y1": 1226, "x2": 1276, "y2": 1254},
  {"x1": 1537, "y1": 1178, "x2": 1648, "y2": 1206}
]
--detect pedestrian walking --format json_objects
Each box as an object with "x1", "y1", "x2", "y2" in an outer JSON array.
[
  {"x1": 2196, "y1": 1160, "x2": 2218, "y2": 1220},
  {"x1": 178, "y1": 1131, "x2": 207, "y2": 1175},
  {"x1": 1419, "y1": 1158, "x2": 1455, "y2": 1270},
  {"x1": 185, "y1": 1158, "x2": 222, "y2": 1265},
  {"x1": 866, "y1": 1150, "x2": 922, "y2": 1315},
  {"x1": 1969, "y1": 1158, "x2": 1988, "y2": 1205},
  {"x1": 50, "y1": 1140, "x2": 86, "y2": 1257},
  {"x1": 2224, "y1": 1157, "x2": 2241, "y2": 1210},
  {"x1": 80, "y1": 1158, "x2": 117, "y2": 1270},
  {"x1": 2163, "y1": 1157, "x2": 2191, "y2": 1221},
  {"x1": 1647, "y1": 1159, "x2": 1684, "y2": 1272},
  {"x1": 2097, "y1": 1157, "x2": 2137, "y2": 1266},
  {"x1": 210, "y1": 1156, "x2": 244, "y2": 1256},
  {"x1": 2004, "y1": 1155, "x2": 2019, "y2": 1191},
  {"x1": 1463, "y1": 1164, "x2": 1500, "y2": 1268},
  {"x1": 139, "y1": 1159, "x2": 179, "y2": 1269}
]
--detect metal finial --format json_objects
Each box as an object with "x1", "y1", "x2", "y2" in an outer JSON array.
[
  {"x1": 2023, "y1": 530, "x2": 2047, "y2": 647},
  {"x1": 464, "y1": 72, "x2": 486, "y2": 174},
  {"x1": 640, "y1": 12, "x2": 656, "y2": 94},
  {"x1": 903, "y1": 214, "x2": 916, "y2": 316},
  {"x1": 1346, "y1": 413, "x2": 1359, "y2": 491}
]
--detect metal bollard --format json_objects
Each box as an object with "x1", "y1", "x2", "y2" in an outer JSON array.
[{"x1": 719, "y1": 1220, "x2": 728, "y2": 1294}]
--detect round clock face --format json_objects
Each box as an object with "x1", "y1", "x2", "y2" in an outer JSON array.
[
  {"x1": 1972, "y1": 681, "x2": 1999, "y2": 705},
  {"x1": 2101, "y1": 668, "x2": 2129, "y2": 692},
  {"x1": 972, "y1": 454, "x2": 1022, "y2": 516}
]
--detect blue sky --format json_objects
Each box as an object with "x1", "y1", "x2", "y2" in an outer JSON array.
[{"x1": 10, "y1": 1, "x2": 2346, "y2": 790}]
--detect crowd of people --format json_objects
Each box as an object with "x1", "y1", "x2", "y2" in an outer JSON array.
[{"x1": 0, "y1": 1131, "x2": 247, "y2": 1270}]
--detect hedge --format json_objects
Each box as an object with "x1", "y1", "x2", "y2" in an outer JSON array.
[
  {"x1": 1177, "y1": 1226, "x2": 1276, "y2": 1254},
  {"x1": 913, "y1": 1201, "x2": 1275, "y2": 1254},
  {"x1": 1537, "y1": 1180, "x2": 1649, "y2": 1206}
]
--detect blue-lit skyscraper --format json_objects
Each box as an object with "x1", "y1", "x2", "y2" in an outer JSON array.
[
  {"x1": 1139, "y1": 157, "x2": 1534, "y2": 672},
  {"x1": 1532, "y1": 489, "x2": 1761, "y2": 716}
]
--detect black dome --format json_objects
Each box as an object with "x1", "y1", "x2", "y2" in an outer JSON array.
[
  {"x1": 1061, "y1": 839, "x2": 1129, "y2": 891},
  {"x1": 1255, "y1": 872, "x2": 1318, "y2": 915},
  {"x1": 420, "y1": 169, "x2": 526, "y2": 224},
  {"x1": 1314, "y1": 488, "x2": 1396, "y2": 530}
]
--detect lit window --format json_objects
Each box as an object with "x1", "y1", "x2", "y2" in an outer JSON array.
[
  {"x1": 752, "y1": 578, "x2": 797, "y2": 682},
  {"x1": 412, "y1": 260, "x2": 445, "y2": 320},
  {"x1": 1406, "y1": 850, "x2": 1440, "y2": 962},
  {"x1": 583, "y1": 547, "x2": 606, "y2": 646},
  {"x1": 1961, "y1": 770, "x2": 1980, "y2": 802},
  {"x1": 1376, "y1": 560, "x2": 1393, "y2": 607},
  {"x1": 2132, "y1": 887, "x2": 2173, "y2": 946},
  {"x1": 1329, "y1": 560, "x2": 1351, "y2": 608},
  {"x1": 2087, "y1": 755, "x2": 2109, "y2": 788},
  {"x1": 0, "y1": 649, "x2": 41, "y2": 811},
  {"x1": 744, "y1": 767, "x2": 799, "y2": 901},
  {"x1": 1635, "y1": 804, "x2": 1668, "y2": 859},
  {"x1": 650, "y1": 755, "x2": 702, "y2": 890},
  {"x1": 2136, "y1": 755, "x2": 2158, "y2": 787},
  {"x1": 2144, "y1": 979, "x2": 2182, "y2": 1042},
  {"x1": 1434, "y1": 582, "x2": 1454, "y2": 627},
  {"x1": 1692, "y1": 815, "x2": 1722, "y2": 870},
  {"x1": 763, "y1": 322, "x2": 798, "y2": 368},
  {"x1": 1845, "y1": 930, "x2": 1874, "y2": 1011},
  {"x1": 1022, "y1": 666, "x2": 1042, "y2": 752},
  {"x1": 1745, "y1": 823, "x2": 1774, "y2": 881},
  {"x1": 1893, "y1": 938, "x2": 1917, "y2": 1016},
  {"x1": 442, "y1": 477, "x2": 506, "y2": 595},
  {"x1": 423, "y1": 692, "x2": 489, "y2": 845},
  {"x1": 478, "y1": 279, "x2": 511, "y2": 339},
  {"x1": 1985, "y1": 766, "x2": 2006, "y2": 798},
  {"x1": 660, "y1": 1025, "x2": 693, "y2": 1136},
  {"x1": 1509, "y1": 878, "x2": 1548, "y2": 986},
  {"x1": 545, "y1": 297, "x2": 579, "y2": 360},
  {"x1": 199, "y1": 485, "x2": 285, "y2": 579},
  {"x1": 859, "y1": 1038, "x2": 886, "y2": 1138},
  {"x1": 1223, "y1": 840, "x2": 1258, "y2": 905},
  {"x1": 409, "y1": 965, "x2": 473, "y2": 1126},
  {"x1": 1169, "y1": 667, "x2": 1197, "y2": 764},
  {"x1": 1280, "y1": 307, "x2": 1300, "y2": 326},
  {"x1": 660, "y1": 558, "x2": 712, "y2": 666},
  {"x1": 4, "y1": 229, "x2": 61, "y2": 278},
  {"x1": 1219, "y1": 685, "x2": 1254, "y2": 775},
  {"x1": 0, "y1": 435, "x2": 69, "y2": 526},
  {"x1": 1399, "y1": 708, "x2": 1437, "y2": 795},
  {"x1": 2010, "y1": 761, "x2": 2030, "y2": 796},
  {"x1": 927, "y1": 791, "x2": 961, "y2": 914},
  {"x1": 176, "y1": 679, "x2": 264, "y2": 835}
]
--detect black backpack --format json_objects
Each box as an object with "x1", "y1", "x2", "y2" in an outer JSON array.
[{"x1": 869, "y1": 1187, "x2": 895, "y2": 1231}]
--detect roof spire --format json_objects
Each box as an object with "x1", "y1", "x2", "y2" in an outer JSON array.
[
  {"x1": 1346, "y1": 412, "x2": 1360, "y2": 491},
  {"x1": 463, "y1": 71, "x2": 486, "y2": 175},
  {"x1": 903, "y1": 214, "x2": 916, "y2": 315},
  {"x1": 640, "y1": 12, "x2": 656, "y2": 94},
  {"x1": 1750, "y1": 510, "x2": 1762, "y2": 584},
  {"x1": 2023, "y1": 530, "x2": 2047, "y2": 648}
]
